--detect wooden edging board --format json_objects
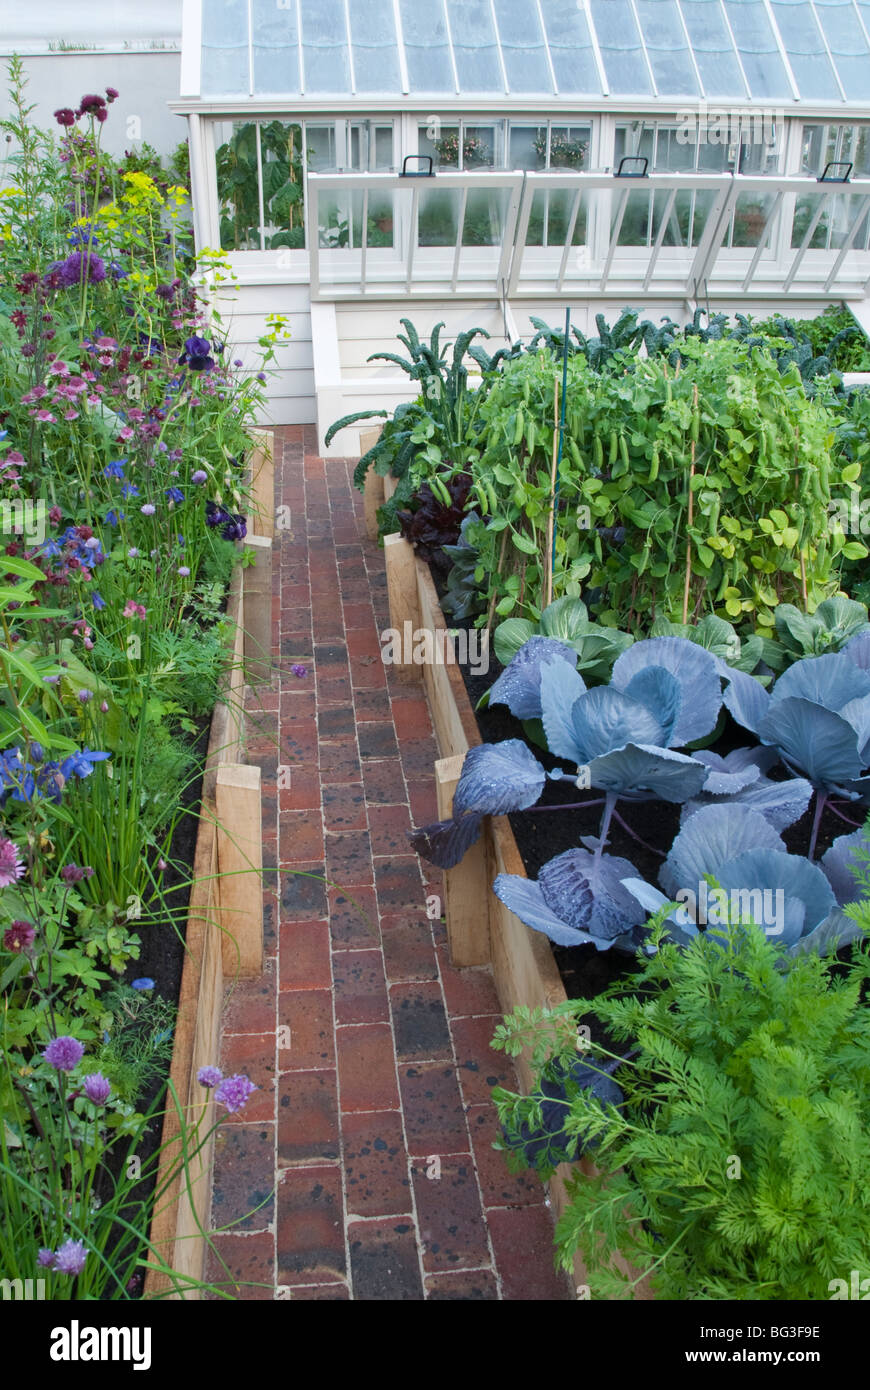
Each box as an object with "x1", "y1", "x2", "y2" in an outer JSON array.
[
  {"x1": 143, "y1": 563, "x2": 249, "y2": 1299},
  {"x1": 412, "y1": 553, "x2": 651, "y2": 1300}
]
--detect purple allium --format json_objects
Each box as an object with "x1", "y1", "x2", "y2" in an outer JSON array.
[
  {"x1": 177, "y1": 566, "x2": 190, "y2": 577},
  {"x1": 4, "y1": 920, "x2": 35, "y2": 952},
  {"x1": 191, "y1": 470, "x2": 207, "y2": 484},
  {"x1": 43, "y1": 1036, "x2": 85, "y2": 1072},
  {"x1": 140, "y1": 503, "x2": 156, "y2": 516},
  {"x1": 291, "y1": 664, "x2": 308, "y2": 679},
  {"x1": 214, "y1": 1073, "x2": 257, "y2": 1113},
  {"x1": 53, "y1": 1238, "x2": 87, "y2": 1275},
  {"x1": 131, "y1": 977, "x2": 155, "y2": 991},
  {"x1": 0, "y1": 836, "x2": 25, "y2": 888},
  {"x1": 77, "y1": 689, "x2": 93, "y2": 704},
  {"x1": 37, "y1": 1248, "x2": 55, "y2": 1268},
  {"x1": 53, "y1": 251, "x2": 107, "y2": 287},
  {"x1": 83, "y1": 1072, "x2": 111, "y2": 1104},
  {"x1": 197, "y1": 1066, "x2": 222, "y2": 1089}
]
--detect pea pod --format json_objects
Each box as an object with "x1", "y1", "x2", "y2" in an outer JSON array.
[
  {"x1": 569, "y1": 438, "x2": 584, "y2": 472},
  {"x1": 636, "y1": 543, "x2": 651, "y2": 576},
  {"x1": 513, "y1": 408, "x2": 524, "y2": 448},
  {"x1": 619, "y1": 434, "x2": 629, "y2": 471},
  {"x1": 526, "y1": 420, "x2": 536, "y2": 457},
  {"x1": 691, "y1": 409, "x2": 700, "y2": 444},
  {"x1": 430, "y1": 475, "x2": 451, "y2": 506},
  {"x1": 523, "y1": 377, "x2": 530, "y2": 405},
  {"x1": 474, "y1": 482, "x2": 489, "y2": 516},
  {"x1": 647, "y1": 443, "x2": 659, "y2": 484},
  {"x1": 707, "y1": 497, "x2": 720, "y2": 536},
  {"x1": 609, "y1": 430, "x2": 618, "y2": 467},
  {"x1": 593, "y1": 434, "x2": 604, "y2": 471},
  {"x1": 486, "y1": 481, "x2": 498, "y2": 515},
  {"x1": 815, "y1": 536, "x2": 828, "y2": 571}
]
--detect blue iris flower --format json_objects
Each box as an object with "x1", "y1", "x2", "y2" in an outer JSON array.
[
  {"x1": 60, "y1": 747, "x2": 111, "y2": 781},
  {"x1": 92, "y1": 592, "x2": 106, "y2": 610}
]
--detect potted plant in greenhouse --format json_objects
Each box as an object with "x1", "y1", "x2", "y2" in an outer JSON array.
[{"x1": 534, "y1": 131, "x2": 587, "y2": 170}]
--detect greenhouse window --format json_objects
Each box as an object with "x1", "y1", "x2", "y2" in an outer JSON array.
[{"x1": 795, "y1": 123, "x2": 870, "y2": 252}]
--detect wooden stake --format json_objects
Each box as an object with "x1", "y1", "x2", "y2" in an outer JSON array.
[
  {"x1": 435, "y1": 754, "x2": 491, "y2": 966},
  {"x1": 545, "y1": 376, "x2": 559, "y2": 608},
  {"x1": 242, "y1": 535, "x2": 272, "y2": 687},
  {"x1": 249, "y1": 429, "x2": 274, "y2": 538},
  {"x1": 383, "y1": 532, "x2": 421, "y2": 683},
  {"x1": 216, "y1": 764, "x2": 264, "y2": 977}
]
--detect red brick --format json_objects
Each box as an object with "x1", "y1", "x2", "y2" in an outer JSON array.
[
  {"x1": 399, "y1": 1062, "x2": 469, "y2": 1157},
  {"x1": 358, "y1": 721, "x2": 400, "y2": 761},
  {"x1": 343, "y1": 602, "x2": 375, "y2": 630},
  {"x1": 223, "y1": 960, "x2": 277, "y2": 1035},
  {"x1": 281, "y1": 718, "x2": 318, "y2": 761},
  {"x1": 380, "y1": 916, "x2": 439, "y2": 983},
  {"x1": 486, "y1": 1206, "x2": 574, "y2": 1301},
  {"x1": 397, "y1": 736, "x2": 440, "y2": 779},
  {"x1": 325, "y1": 828, "x2": 372, "y2": 883},
  {"x1": 286, "y1": 1282, "x2": 350, "y2": 1300},
  {"x1": 466, "y1": 1104, "x2": 546, "y2": 1208},
  {"x1": 205, "y1": 1231, "x2": 274, "y2": 1300},
  {"x1": 278, "y1": 919, "x2": 331, "y2": 991},
  {"x1": 411, "y1": 1154, "x2": 490, "y2": 1272},
  {"x1": 277, "y1": 1070, "x2": 340, "y2": 1165},
  {"x1": 390, "y1": 696, "x2": 433, "y2": 741},
  {"x1": 407, "y1": 777, "x2": 438, "y2": 825},
  {"x1": 424, "y1": 1269, "x2": 498, "y2": 1300},
  {"x1": 276, "y1": 1166, "x2": 346, "y2": 1285},
  {"x1": 367, "y1": 802, "x2": 413, "y2": 855},
  {"x1": 279, "y1": 809, "x2": 325, "y2": 863},
  {"x1": 211, "y1": 1124, "x2": 275, "y2": 1232},
  {"x1": 389, "y1": 982, "x2": 452, "y2": 1062},
  {"x1": 280, "y1": 862, "x2": 328, "y2": 920},
  {"x1": 328, "y1": 884, "x2": 381, "y2": 951},
  {"x1": 450, "y1": 1014, "x2": 515, "y2": 1106},
  {"x1": 219, "y1": 1031, "x2": 275, "y2": 1122},
  {"x1": 333, "y1": 949, "x2": 390, "y2": 1026},
  {"x1": 352, "y1": 688, "x2": 392, "y2": 720},
  {"x1": 322, "y1": 782, "x2": 368, "y2": 831},
  {"x1": 347, "y1": 1217, "x2": 423, "y2": 1300},
  {"x1": 277, "y1": 988, "x2": 335, "y2": 1069},
  {"x1": 435, "y1": 947, "x2": 502, "y2": 1018},
  {"x1": 341, "y1": 1109, "x2": 412, "y2": 1218},
  {"x1": 336, "y1": 1024, "x2": 399, "y2": 1112},
  {"x1": 278, "y1": 768, "x2": 321, "y2": 811},
  {"x1": 363, "y1": 758, "x2": 407, "y2": 804},
  {"x1": 317, "y1": 735, "x2": 362, "y2": 783},
  {"x1": 374, "y1": 855, "x2": 426, "y2": 914}
]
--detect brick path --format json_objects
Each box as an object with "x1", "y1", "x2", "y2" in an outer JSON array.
[{"x1": 205, "y1": 426, "x2": 573, "y2": 1300}]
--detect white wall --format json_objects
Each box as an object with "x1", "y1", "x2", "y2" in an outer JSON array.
[{"x1": 0, "y1": 52, "x2": 185, "y2": 157}]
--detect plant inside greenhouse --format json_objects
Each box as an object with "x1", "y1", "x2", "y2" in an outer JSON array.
[{"x1": 3, "y1": 0, "x2": 870, "y2": 1338}]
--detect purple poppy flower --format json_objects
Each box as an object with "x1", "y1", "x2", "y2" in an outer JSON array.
[{"x1": 43, "y1": 1036, "x2": 84, "y2": 1071}]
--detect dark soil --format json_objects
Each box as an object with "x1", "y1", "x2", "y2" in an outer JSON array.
[{"x1": 431, "y1": 572, "x2": 859, "y2": 1006}]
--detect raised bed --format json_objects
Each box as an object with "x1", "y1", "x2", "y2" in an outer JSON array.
[
  {"x1": 384, "y1": 532, "x2": 651, "y2": 1297},
  {"x1": 143, "y1": 437, "x2": 273, "y2": 1299}
]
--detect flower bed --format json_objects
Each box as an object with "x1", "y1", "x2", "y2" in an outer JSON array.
[{"x1": 0, "y1": 64, "x2": 286, "y2": 1297}]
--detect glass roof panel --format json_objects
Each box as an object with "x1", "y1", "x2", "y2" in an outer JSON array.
[
  {"x1": 677, "y1": 0, "x2": 747, "y2": 95},
  {"x1": 493, "y1": 0, "x2": 554, "y2": 93},
  {"x1": 348, "y1": 0, "x2": 402, "y2": 92},
  {"x1": 446, "y1": 0, "x2": 504, "y2": 92},
  {"x1": 722, "y1": 0, "x2": 793, "y2": 97},
  {"x1": 399, "y1": 0, "x2": 456, "y2": 92},
  {"x1": 635, "y1": 0, "x2": 699, "y2": 94},
  {"x1": 770, "y1": 0, "x2": 840, "y2": 98},
  {"x1": 813, "y1": 0, "x2": 870, "y2": 98},
  {"x1": 590, "y1": 0, "x2": 653, "y2": 93},
  {"x1": 540, "y1": 0, "x2": 603, "y2": 93},
  {"x1": 201, "y1": 0, "x2": 249, "y2": 95},
  {"x1": 252, "y1": 0, "x2": 300, "y2": 96},
  {"x1": 300, "y1": 0, "x2": 351, "y2": 92}
]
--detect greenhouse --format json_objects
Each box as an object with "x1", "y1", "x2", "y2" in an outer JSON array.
[{"x1": 175, "y1": 0, "x2": 870, "y2": 443}]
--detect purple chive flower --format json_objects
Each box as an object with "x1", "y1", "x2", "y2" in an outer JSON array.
[
  {"x1": 60, "y1": 864, "x2": 94, "y2": 883},
  {"x1": 127, "y1": 547, "x2": 140, "y2": 558},
  {"x1": 140, "y1": 503, "x2": 156, "y2": 516},
  {"x1": 291, "y1": 664, "x2": 307, "y2": 678},
  {"x1": 4, "y1": 920, "x2": 35, "y2": 952},
  {"x1": 77, "y1": 689, "x2": 93, "y2": 704},
  {"x1": 191, "y1": 470, "x2": 207, "y2": 484},
  {"x1": 177, "y1": 566, "x2": 190, "y2": 577},
  {"x1": 214, "y1": 1073, "x2": 257, "y2": 1114},
  {"x1": 131, "y1": 977, "x2": 154, "y2": 990},
  {"x1": 43, "y1": 1036, "x2": 84, "y2": 1071},
  {"x1": 53, "y1": 1239, "x2": 87, "y2": 1275},
  {"x1": 197, "y1": 1066, "x2": 223, "y2": 1089},
  {"x1": 0, "y1": 836, "x2": 25, "y2": 888},
  {"x1": 83, "y1": 1072, "x2": 111, "y2": 1104},
  {"x1": 37, "y1": 1248, "x2": 55, "y2": 1268}
]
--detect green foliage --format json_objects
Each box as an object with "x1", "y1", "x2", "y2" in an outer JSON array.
[
  {"x1": 492, "y1": 912, "x2": 870, "y2": 1299},
  {"x1": 93, "y1": 985, "x2": 176, "y2": 1104}
]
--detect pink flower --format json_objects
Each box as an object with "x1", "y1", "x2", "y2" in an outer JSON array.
[
  {"x1": 0, "y1": 837, "x2": 26, "y2": 888},
  {"x1": 34, "y1": 410, "x2": 56, "y2": 423},
  {"x1": 117, "y1": 426, "x2": 134, "y2": 440},
  {"x1": 122, "y1": 600, "x2": 147, "y2": 620},
  {"x1": 64, "y1": 409, "x2": 79, "y2": 421}
]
